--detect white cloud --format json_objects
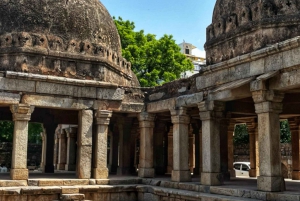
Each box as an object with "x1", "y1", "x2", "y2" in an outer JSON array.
[{"x1": 192, "y1": 48, "x2": 206, "y2": 58}]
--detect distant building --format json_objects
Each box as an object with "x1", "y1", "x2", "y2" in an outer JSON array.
[{"x1": 178, "y1": 41, "x2": 206, "y2": 78}]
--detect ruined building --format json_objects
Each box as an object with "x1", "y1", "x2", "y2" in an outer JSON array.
[{"x1": 0, "y1": 0, "x2": 300, "y2": 200}]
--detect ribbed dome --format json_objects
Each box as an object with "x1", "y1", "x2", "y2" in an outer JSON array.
[
  {"x1": 205, "y1": 0, "x2": 300, "y2": 65},
  {"x1": 0, "y1": 0, "x2": 121, "y2": 54}
]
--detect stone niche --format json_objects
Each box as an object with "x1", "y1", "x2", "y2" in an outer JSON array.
[{"x1": 205, "y1": 0, "x2": 300, "y2": 65}]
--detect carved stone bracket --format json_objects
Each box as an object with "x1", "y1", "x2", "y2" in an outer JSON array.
[
  {"x1": 198, "y1": 101, "x2": 225, "y2": 121},
  {"x1": 10, "y1": 104, "x2": 34, "y2": 121},
  {"x1": 95, "y1": 110, "x2": 112, "y2": 125}
]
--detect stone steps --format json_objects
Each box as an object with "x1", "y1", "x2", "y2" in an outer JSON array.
[{"x1": 59, "y1": 193, "x2": 85, "y2": 201}]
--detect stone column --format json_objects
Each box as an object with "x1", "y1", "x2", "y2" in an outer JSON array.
[
  {"x1": 53, "y1": 131, "x2": 59, "y2": 170},
  {"x1": 77, "y1": 110, "x2": 93, "y2": 179},
  {"x1": 252, "y1": 89, "x2": 285, "y2": 192},
  {"x1": 93, "y1": 110, "x2": 112, "y2": 179},
  {"x1": 227, "y1": 121, "x2": 235, "y2": 177},
  {"x1": 10, "y1": 104, "x2": 34, "y2": 180},
  {"x1": 65, "y1": 127, "x2": 77, "y2": 171},
  {"x1": 117, "y1": 117, "x2": 132, "y2": 175},
  {"x1": 57, "y1": 128, "x2": 67, "y2": 170},
  {"x1": 198, "y1": 101, "x2": 224, "y2": 186},
  {"x1": 247, "y1": 121, "x2": 259, "y2": 177},
  {"x1": 170, "y1": 107, "x2": 191, "y2": 182},
  {"x1": 188, "y1": 127, "x2": 195, "y2": 174},
  {"x1": 289, "y1": 118, "x2": 300, "y2": 180},
  {"x1": 138, "y1": 112, "x2": 155, "y2": 178},
  {"x1": 40, "y1": 131, "x2": 47, "y2": 172},
  {"x1": 108, "y1": 131, "x2": 113, "y2": 172},
  {"x1": 167, "y1": 126, "x2": 173, "y2": 174}
]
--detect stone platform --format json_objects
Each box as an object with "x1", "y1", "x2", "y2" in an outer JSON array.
[{"x1": 0, "y1": 173, "x2": 300, "y2": 200}]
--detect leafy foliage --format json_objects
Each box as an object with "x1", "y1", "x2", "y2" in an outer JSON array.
[
  {"x1": 114, "y1": 17, "x2": 194, "y2": 87},
  {"x1": 280, "y1": 120, "x2": 291, "y2": 143},
  {"x1": 233, "y1": 121, "x2": 292, "y2": 145},
  {"x1": 0, "y1": 121, "x2": 43, "y2": 143},
  {"x1": 233, "y1": 124, "x2": 249, "y2": 146}
]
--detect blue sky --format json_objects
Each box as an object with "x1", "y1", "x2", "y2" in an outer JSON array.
[{"x1": 100, "y1": 0, "x2": 216, "y2": 54}]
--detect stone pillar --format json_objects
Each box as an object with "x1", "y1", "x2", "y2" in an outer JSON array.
[
  {"x1": 138, "y1": 112, "x2": 155, "y2": 178},
  {"x1": 40, "y1": 131, "x2": 47, "y2": 172},
  {"x1": 198, "y1": 101, "x2": 224, "y2": 186},
  {"x1": 227, "y1": 121, "x2": 235, "y2": 177},
  {"x1": 93, "y1": 110, "x2": 112, "y2": 179},
  {"x1": 167, "y1": 126, "x2": 173, "y2": 174},
  {"x1": 170, "y1": 107, "x2": 191, "y2": 182},
  {"x1": 65, "y1": 127, "x2": 77, "y2": 171},
  {"x1": 252, "y1": 89, "x2": 285, "y2": 192},
  {"x1": 57, "y1": 128, "x2": 67, "y2": 170},
  {"x1": 108, "y1": 131, "x2": 113, "y2": 172},
  {"x1": 77, "y1": 110, "x2": 93, "y2": 179},
  {"x1": 193, "y1": 123, "x2": 200, "y2": 176},
  {"x1": 10, "y1": 104, "x2": 34, "y2": 180},
  {"x1": 289, "y1": 118, "x2": 300, "y2": 180},
  {"x1": 188, "y1": 127, "x2": 195, "y2": 174},
  {"x1": 53, "y1": 131, "x2": 59, "y2": 170},
  {"x1": 247, "y1": 121, "x2": 259, "y2": 177},
  {"x1": 117, "y1": 117, "x2": 132, "y2": 175}
]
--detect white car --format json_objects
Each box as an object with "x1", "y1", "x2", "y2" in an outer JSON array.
[{"x1": 233, "y1": 162, "x2": 250, "y2": 177}]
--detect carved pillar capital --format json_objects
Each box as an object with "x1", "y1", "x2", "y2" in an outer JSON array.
[
  {"x1": 95, "y1": 110, "x2": 112, "y2": 125},
  {"x1": 10, "y1": 104, "x2": 34, "y2": 121},
  {"x1": 252, "y1": 90, "x2": 284, "y2": 104},
  {"x1": 170, "y1": 107, "x2": 190, "y2": 124},
  {"x1": 198, "y1": 101, "x2": 225, "y2": 120},
  {"x1": 138, "y1": 112, "x2": 155, "y2": 128}
]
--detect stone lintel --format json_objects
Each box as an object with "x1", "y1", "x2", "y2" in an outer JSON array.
[
  {"x1": 0, "y1": 92, "x2": 21, "y2": 104},
  {"x1": 95, "y1": 110, "x2": 112, "y2": 125},
  {"x1": 147, "y1": 98, "x2": 176, "y2": 113}
]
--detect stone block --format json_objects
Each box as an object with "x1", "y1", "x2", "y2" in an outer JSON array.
[
  {"x1": 0, "y1": 77, "x2": 35, "y2": 92},
  {"x1": 237, "y1": 189, "x2": 251, "y2": 198},
  {"x1": 149, "y1": 92, "x2": 165, "y2": 101},
  {"x1": 147, "y1": 98, "x2": 175, "y2": 113},
  {"x1": 1, "y1": 195, "x2": 27, "y2": 201},
  {"x1": 250, "y1": 190, "x2": 267, "y2": 200},
  {"x1": 0, "y1": 92, "x2": 20, "y2": 104},
  {"x1": 38, "y1": 180, "x2": 63, "y2": 186},
  {"x1": 60, "y1": 193, "x2": 85, "y2": 201},
  {"x1": 138, "y1": 168, "x2": 154, "y2": 178},
  {"x1": 2, "y1": 188, "x2": 21, "y2": 195},
  {"x1": 171, "y1": 170, "x2": 191, "y2": 182},
  {"x1": 61, "y1": 187, "x2": 79, "y2": 194},
  {"x1": 210, "y1": 187, "x2": 238, "y2": 197},
  {"x1": 201, "y1": 172, "x2": 223, "y2": 186},
  {"x1": 93, "y1": 168, "x2": 109, "y2": 179},
  {"x1": 63, "y1": 179, "x2": 89, "y2": 186},
  {"x1": 97, "y1": 88, "x2": 124, "y2": 100},
  {"x1": 265, "y1": 52, "x2": 283, "y2": 72},
  {"x1": 267, "y1": 193, "x2": 300, "y2": 201},
  {"x1": 249, "y1": 58, "x2": 265, "y2": 76},
  {"x1": 175, "y1": 92, "x2": 203, "y2": 107},
  {"x1": 27, "y1": 194, "x2": 59, "y2": 201},
  {"x1": 283, "y1": 47, "x2": 300, "y2": 69},
  {"x1": 0, "y1": 180, "x2": 27, "y2": 187},
  {"x1": 22, "y1": 95, "x2": 94, "y2": 109},
  {"x1": 28, "y1": 180, "x2": 38, "y2": 186},
  {"x1": 10, "y1": 169, "x2": 28, "y2": 180},
  {"x1": 144, "y1": 193, "x2": 159, "y2": 201},
  {"x1": 257, "y1": 176, "x2": 284, "y2": 192}
]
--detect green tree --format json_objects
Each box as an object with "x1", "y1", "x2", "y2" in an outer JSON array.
[
  {"x1": 280, "y1": 120, "x2": 291, "y2": 143},
  {"x1": 233, "y1": 124, "x2": 249, "y2": 146},
  {"x1": 114, "y1": 17, "x2": 194, "y2": 87},
  {"x1": 0, "y1": 121, "x2": 43, "y2": 143}
]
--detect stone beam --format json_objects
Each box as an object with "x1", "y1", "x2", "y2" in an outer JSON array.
[
  {"x1": 269, "y1": 70, "x2": 300, "y2": 91},
  {"x1": 0, "y1": 92, "x2": 20, "y2": 105},
  {"x1": 209, "y1": 84, "x2": 252, "y2": 101}
]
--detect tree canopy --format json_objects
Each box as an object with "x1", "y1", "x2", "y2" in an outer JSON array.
[{"x1": 114, "y1": 17, "x2": 194, "y2": 87}]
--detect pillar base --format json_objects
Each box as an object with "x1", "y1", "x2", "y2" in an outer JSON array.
[
  {"x1": 138, "y1": 168, "x2": 154, "y2": 178},
  {"x1": 257, "y1": 176, "x2": 285, "y2": 192},
  {"x1": 10, "y1": 169, "x2": 28, "y2": 180},
  {"x1": 93, "y1": 168, "x2": 108, "y2": 179},
  {"x1": 117, "y1": 167, "x2": 130, "y2": 176},
  {"x1": 292, "y1": 171, "x2": 300, "y2": 180},
  {"x1": 249, "y1": 169, "x2": 257, "y2": 177},
  {"x1": 171, "y1": 170, "x2": 191, "y2": 182},
  {"x1": 65, "y1": 164, "x2": 76, "y2": 171},
  {"x1": 57, "y1": 163, "x2": 66, "y2": 170},
  {"x1": 201, "y1": 172, "x2": 223, "y2": 186}
]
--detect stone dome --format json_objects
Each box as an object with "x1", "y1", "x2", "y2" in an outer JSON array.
[
  {"x1": 205, "y1": 0, "x2": 300, "y2": 65},
  {"x1": 0, "y1": 0, "x2": 121, "y2": 54},
  {"x1": 0, "y1": 0, "x2": 138, "y2": 87}
]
